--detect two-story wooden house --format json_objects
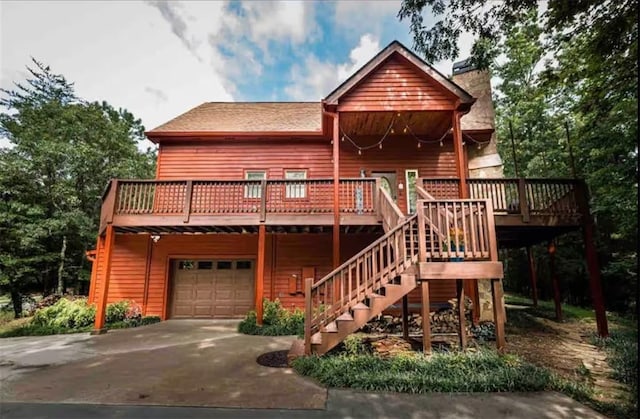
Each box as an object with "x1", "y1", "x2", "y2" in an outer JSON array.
[{"x1": 87, "y1": 41, "x2": 607, "y2": 355}]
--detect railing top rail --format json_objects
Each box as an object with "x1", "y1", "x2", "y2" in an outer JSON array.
[
  {"x1": 417, "y1": 198, "x2": 492, "y2": 204},
  {"x1": 311, "y1": 214, "x2": 417, "y2": 291},
  {"x1": 422, "y1": 177, "x2": 583, "y2": 183},
  {"x1": 379, "y1": 187, "x2": 404, "y2": 219},
  {"x1": 114, "y1": 177, "x2": 378, "y2": 184}
]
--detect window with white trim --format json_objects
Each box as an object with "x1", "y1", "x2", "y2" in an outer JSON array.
[
  {"x1": 285, "y1": 170, "x2": 307, "y2": 198},
  {"x1": 245, "y1": 170, "x2": 266, "y2": 198}
]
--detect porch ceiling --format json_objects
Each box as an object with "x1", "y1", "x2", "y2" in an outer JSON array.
[{"x1": 339, "y1": 111, "x2": 451, "y2": 139}]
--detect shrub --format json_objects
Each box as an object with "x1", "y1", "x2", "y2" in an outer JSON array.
[
  {"x1": 32, "y1": 297, "x2": 96, "y2": 329},
  {"x1": 343, "y1": 334, "x2": 368, "y2": 356},
  {"x1": 140, "y1": 315, "x2": 161, "y2": 326},
  {"x1": 28, "y1": 294, "x2": 62, "y2": 315},
  {"x1": 238, "y1": 299, "x2": 304, "y2": 336},
  {"x1": 106, "y1": 300, "x2": 129, "y2": 324}
]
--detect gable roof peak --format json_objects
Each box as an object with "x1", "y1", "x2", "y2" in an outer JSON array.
[{"x1": 324, "y1": 40, "x2": 475, "y2": 107}]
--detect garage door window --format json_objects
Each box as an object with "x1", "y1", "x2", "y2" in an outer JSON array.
[
  {"x1": 178, "y1": 260, "x2": 195, "y2": 270},
  {"x1": 217, "y1": 261, "x2": 232, "y2": 270},
  {"x1": 197, "y1": 261, "x2": 213, "y2": 269},
  {"x1": 236, "y1": 261, "x2": 252, "y2": 269}
]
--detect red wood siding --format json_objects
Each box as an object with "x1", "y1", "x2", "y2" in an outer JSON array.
[
  {"x1": 340, "y1": 137, "x2": 457, "y2": 213},
  {"x1": 157, "y1": 141, "x2": 332, "y2": 180},
  {"x1": 90, "y1": 232, "x2": 457, "y2": 318},
  {"x1": 338, "y1": 55, "x2": 458, "y2": 112}
]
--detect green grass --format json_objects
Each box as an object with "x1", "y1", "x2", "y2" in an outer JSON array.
[
  {"x1": 292, "y1": 350, "x2": 593, "y2": 395},
  {"x1": 505, "y1": 293, "x2": 594, "y2": 321}
]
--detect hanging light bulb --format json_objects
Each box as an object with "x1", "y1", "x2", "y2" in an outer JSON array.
[
  {"x1": 396, "y1": 112, "x2": 401, "y2": 117},
  {"x1": 330, "y1": 139, "x2": 333, "y2": 145},
  {"x1": 390, "y1": 127, "x2": 395, "y2": 134},
  {"x1": 403, "y1": 127, "x2": 408, "y2": 134},
  {"x1": 477, "y1": 142, "x2": 482, "y2": 149},
  {"x1": 379, "y1": 142, "x2": 383, "y2": 150},
  {"x1": 417, "y1": 142, "x2": 422, "y2": 149},
  {"x1": 439, "y1": 140, "x2": 443, "y2": 147},
  {"x1": 358, "y1": 149, "x2": 362, "y2": 155},
  {"x1": 462, "y1": 140, "x2": 466, "y2": 146},
  {"x1": 341, "y1": 135, "x2": 345, "y2": 142}
]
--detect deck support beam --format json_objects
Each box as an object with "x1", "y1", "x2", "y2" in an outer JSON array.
[
  {"x1": 332, "y1": 113, "x2": 340, "y2": 268},
  {"x1": 255, "y1": 224, "x2": 266, "y2": 325},
  {"x1": 421, "y1": 280, "x2": 431, "y2": 354},
  {"x1": 456, "y1": 279, "x2": 467, "y2": 350},
  {"x1": 526, "y1": 246, "x2": 538, "y2": 307},
  {"x1": 92, "y1": 225, "x2": 115, "y2": 333},
  {"x1": 401, "y1": 295, "x2": 409, "y2": 339},
  {"x1": 583, "y1": 222, "x2": 609, "y2": 337},
  {"x1": 491, "y1": 278, "x2": 506, "y2": 351},
  {"x1": 453, "y1": 111, "x2": 479, "y2": 325},
  {"x1": 548, "y1": 240, "x2": 563, "y2": 321}
]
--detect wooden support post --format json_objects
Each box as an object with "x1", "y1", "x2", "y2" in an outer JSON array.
[
  {"x1": 456, "y1": 279, "x2": 467, "y2": 350},
  {"x1": 93, "y1": 225, "x2": 115, "y2": 333},
  {"x1": 576, "y1": 180, "x2": 608, "y2": 337},
  {"x1": 304, "y1": 277, "x2": 313, "y2": 355},
  {"x1": 259, "y1": 179, "x2": 267, "y2": 222},
  {"x1": 583, "y1": 222, "x2": 609, "y2": 336},
  {"x1": 518, "y1": 178, "x2": 530, "y2": 222},
  {"x1": 491, "y1": 278, "x2": 506, "y2": 351},
  {"x1": 142, "y1": 235, "x2": 153, "y2": 316},
  {"x1": 332, "y1": 113, "x2": 340, "y2": 268},
  {"x1": 452, "y1": 111, "x2": 467, "y2": 198},
  {"x1": 548, "y1": 240, "x2": 563, "y2": 321},
  {"x1": 402, "y1": 295, "x2": 409, "y2": 340},
  {"x1": 526, "y1": 246, "x2": 538, "y2": 307},
  {"x1": 255, "y1": 224, "x2": 266, "y2": 325},
  {"x1": 421, "y1": 280, "x2": 431, "y2": 354},
  {"x1": 183, "y1": 180, "x2": 193, "y2": 223}
]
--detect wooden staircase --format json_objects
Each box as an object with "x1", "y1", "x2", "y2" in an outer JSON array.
[
  {"x1": 303, "y1": 214, "x2": 420, "y2": 355},
  {"x1": 294, "y1": 189, "x2": 505, "y2": 357}
]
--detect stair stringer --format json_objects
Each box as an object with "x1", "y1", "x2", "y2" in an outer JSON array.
[{"x1": 311, "y1": 273, "x2": 417, "y2": 355}]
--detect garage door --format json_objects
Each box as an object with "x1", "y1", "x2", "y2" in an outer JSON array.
[{"x1": 171, "y1": 259, "x2": 254, "y2": 318}]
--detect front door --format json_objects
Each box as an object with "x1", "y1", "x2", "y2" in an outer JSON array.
[{"x1": 371, "y1": 171, "x2": 398, "y2": 201}]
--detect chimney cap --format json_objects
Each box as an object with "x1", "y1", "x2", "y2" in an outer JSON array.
[{"x1": 452, "y1": 58, "x2": 476, "y2": 75}]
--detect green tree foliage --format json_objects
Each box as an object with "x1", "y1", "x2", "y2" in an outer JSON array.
[
  {"x1": 0, "y1": 59, "x2": 156, "y2": 317},
  {"x1": 399, "y1": 1, "x2": 637, "y2": 314}
]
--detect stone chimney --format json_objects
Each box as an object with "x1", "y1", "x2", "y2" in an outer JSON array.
[
  {"x1": 452, "y1": 59, "x2": 504, "y2": 179},
  {"x1": 452, "y1": 59, "x2": 505, "y2": 323}
]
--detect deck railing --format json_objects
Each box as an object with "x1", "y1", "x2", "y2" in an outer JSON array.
[
  {"x1": 421, "y1": 178, "x2": 583, "y2": 220},
  {"x1": 106, "y1": 178, "x2": 378, "y2": 224}
]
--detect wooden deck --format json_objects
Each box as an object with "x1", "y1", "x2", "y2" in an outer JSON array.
[
  {"x1": 420, "y1": 177, "x2": 587, "y2": 248},
  {"x1": 100, "y1": 178, "x2": 383, "y2": 234},
  {"x1": 99, "y1": 176, "x2": 589, "y2": 245}
]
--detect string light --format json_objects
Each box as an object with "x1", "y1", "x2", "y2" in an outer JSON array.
[
  {"x1": 390, "y1": 128, "x2": 395, "y2": 134},
  {"x1": 358, "y1": 149, "x2": 362, "y2": 155},
  {"x1": 379, "y1": 143, "x2": 383, "y2": 150},
  {"x1": 341, "y1": 135, "x2": 345, "y2": 142},
  {"x1": 417, "y1": 142, "x2": 422, "y2": 148},
  {"x1": 403, "y1": 127, "x2": 408, "y2": 134},
  {"x1": 440, "y1": 140, "x2": 443, "y2": 147}
]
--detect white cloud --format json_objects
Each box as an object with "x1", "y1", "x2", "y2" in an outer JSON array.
[
  {"x1": 1, "y1": 1, "x2": 234, "y2": 150},
  {"x1": 285, "y1": 34, "x2": 381, "y2": 101}
]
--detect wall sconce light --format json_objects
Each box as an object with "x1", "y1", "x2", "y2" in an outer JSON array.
[
  {"x1": 398, "y1": 183, "x2": 404, "y2": 190},
  {"x1": 150, "y1": 234, "x2": 161, "y2": 243}
]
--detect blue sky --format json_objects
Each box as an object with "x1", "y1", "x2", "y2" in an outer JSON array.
[{"x1": 1, "y1": 1, "x2": 473, "y2": 146}]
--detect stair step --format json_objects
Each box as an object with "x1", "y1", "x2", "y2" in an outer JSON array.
[
  {"x1": 336, "y1": 312, "x2": 354, "y2": 322},
  {"x1": 352, "y1": 302, "x2": 370, "y2": 310},
  {"x1": 311, "y1": 332, "x2": 322, "y2": 345},
  {"x1": 322, "y1": 321, "x2": 338, "y2": 333}
]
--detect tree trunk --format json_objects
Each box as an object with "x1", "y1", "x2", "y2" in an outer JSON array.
[
  {"x1": 57, "y1": 235, "x2": 67, "y2": 295},
  {"x1": 10, "y1": 289, "x2": 22, "y2": 319}
]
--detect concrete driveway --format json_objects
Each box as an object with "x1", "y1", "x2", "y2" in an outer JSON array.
[{"x1": 0, "y1": 320, "x2": 326, "y2": 409}]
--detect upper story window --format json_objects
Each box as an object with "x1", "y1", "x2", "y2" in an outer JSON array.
[
  {"x1": 245, "y1": 170, "x2": 266, "y2": 198},
  {"x1": 285, "y1": 170, "x2": 307, "y2": 198}
]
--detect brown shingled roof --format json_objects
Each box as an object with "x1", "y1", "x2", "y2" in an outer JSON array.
[{"x1": 148, "y1": 102, "x2": 323, "y2": 135}]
